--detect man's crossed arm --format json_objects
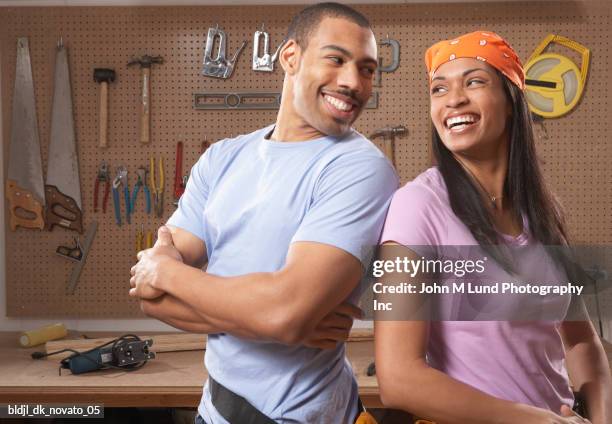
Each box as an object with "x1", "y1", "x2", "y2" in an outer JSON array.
[{"x1": 129, "y1": 225, "x2": 363, "y2": 348}]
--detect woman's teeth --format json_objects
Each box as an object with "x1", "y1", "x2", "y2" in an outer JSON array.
[
  {"x1": 446, "y1": 114, "x2": 478, "y2": 128},
  {"x1": 324, "y1": 95, "x2": 352, "y2": 112}
]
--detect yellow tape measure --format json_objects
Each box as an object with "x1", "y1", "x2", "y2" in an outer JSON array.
[{"x1": 524, "y1": 34, "x2": 590, "y2": 118}]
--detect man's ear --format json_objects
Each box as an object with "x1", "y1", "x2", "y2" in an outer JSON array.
[{"x1": 279, "y1": 39, "x2": 300, "y2": 75}]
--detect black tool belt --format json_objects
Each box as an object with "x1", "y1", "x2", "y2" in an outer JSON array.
[
  {"x1": 209, "y1": 376, "x2": 276, "y2": 424},
  {"x1": 210, "y1": 376, "x2": 366, "y2": 424}
]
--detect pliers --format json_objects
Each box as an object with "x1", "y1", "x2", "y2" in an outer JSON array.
[
  {"x1": 93, "y1": 161, "x2": 110, "y2": 213},
  {"x1": 150, "y1": 156, "x2": 164, "y2": 217},
  {"x1": 112, "y1": 166, "x2": 129, "y2": 226},
  {"x1": 130, "y1": 166, "x2": 151, "y2": 215}
]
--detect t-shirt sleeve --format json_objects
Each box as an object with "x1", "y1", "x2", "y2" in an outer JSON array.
[
  {"x1": 380, "y1": 182, "x2": 444, "y2": 248},
  {"x1": 291, "y1": 155, "x2": 399, "y2": 264},
  {"x1": 166, "y1": 150, "x2": 211, "y2": 242}
]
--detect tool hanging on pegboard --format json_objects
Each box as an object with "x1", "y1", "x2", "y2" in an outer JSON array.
[
  {"x1": 131, "y1": 166, "x2": 151, "y2": 215},
  {"x1": 112, "y1": 166, "x2": 129, "y2": 226},
  {"x1": 252, "y1": 24, "x2": 285, "y2": 72},
  {"x1": 93, "y1": 161, "x2": 111, "y2": 213},
  {"x1": 93, "y1": 68, "x2": 116, "y2": 148},
  {"x1": 150, "y1": 156, "x2": 165, "y2": 218},
  {"x1": 202, "y1": 25, "x2": 247, "y2": 79},
  {"x1": 193, "y1": 91, "x2": 379, "y2": 110},
  {"x1": 369, "y1": 125, "x2": 408, "y2": 169},
  {"x1": 174, "y1": 142, "x2": 186, "y2": 207},
  {"x1": 135, "y1": 225, "x2": 154, "y2": 257},
  {"x1": 524, "y1": 34, "x2": 590, "y2": 118},
  {"x1": 128, "y1": 54, "x2": 164, "y2": 144},
  {"x1": 45, "y1": 37, "x2": 83, "y2": 234},
  {"x1": 57, "y1": 221, "x2": 98, "y2": 294},
  {"x1": 375, "y1": 35, "x2": 400, "y2": 87},
  {"x1": 6, "y1": 37, "x2": 46, "y2": 231}
]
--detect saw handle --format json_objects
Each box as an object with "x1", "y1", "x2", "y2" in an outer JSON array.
[
  {"x1": 99, "y1": 81, "x2": 109, "y2": 148},
  {"x1": 140, "y1": 67, "x2": 151, "y2": 144},
  {"x1": 5, "y1": 180, "x2": 45, "y2": 230},
  {"x1": 45, "y1": 185, "x2": 84, "y2": 234}
]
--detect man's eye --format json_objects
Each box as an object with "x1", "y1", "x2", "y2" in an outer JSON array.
[
  {"x1": 362, "y1": 67, "x2": 375, "y2": 77},
  {"x1": 328, "y1": 56, "x2": 343, "y2": 65}
]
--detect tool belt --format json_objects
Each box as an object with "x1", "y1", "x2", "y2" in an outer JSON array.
[
  {"x1": 209, "y1": 376, "x2": 375, "y2": 424},
  {"x1": 209, "y1": 376, "x2": 275, "y2": 424}
]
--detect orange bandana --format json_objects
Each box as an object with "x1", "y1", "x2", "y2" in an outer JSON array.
[{"x1": 425, "y1": 30, "x2": 525, "y2": 90}]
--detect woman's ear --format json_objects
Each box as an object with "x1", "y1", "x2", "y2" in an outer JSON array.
[{"x1": 279, "y1": 39, "x2": 300, "y2": 75}]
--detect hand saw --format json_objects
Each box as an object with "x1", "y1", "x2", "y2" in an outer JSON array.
[
  {"x1": 5, "y1": 37, "x2": 46, "y2": 230},
  {"x1": 45, "y1": 38, "x2": 83, "y2": 233}
]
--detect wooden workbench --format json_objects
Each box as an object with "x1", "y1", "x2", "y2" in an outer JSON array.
[
  {"x1": 0, "y1": 332, "x2": 382, "y2": 408},
  {"x1": 1, "y1": 332, "x2": 610, "y2": 409}
]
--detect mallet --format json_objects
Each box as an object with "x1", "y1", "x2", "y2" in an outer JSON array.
[{"x1": 93, "y1": 68, "x2": 116, "y2": 148}]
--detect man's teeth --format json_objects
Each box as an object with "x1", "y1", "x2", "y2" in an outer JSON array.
[
  {"x1": 446, "y1": 115, "x2": 477, "y2": 128},
  {"x1": 324, "y1": 95, "x2": 352, "y2": 112}
]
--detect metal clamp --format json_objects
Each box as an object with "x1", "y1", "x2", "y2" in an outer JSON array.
[
  {"x1": 252, "y1": 24, "x2": 285, "y2": 72},
  {"x1": 375, "y1": 35, "x2": 400, "y2": 87},
  {"x1": 202, "y1": 25, "x2": 247, "y2": 79}
]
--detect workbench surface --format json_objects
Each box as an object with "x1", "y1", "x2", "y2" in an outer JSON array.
[
  {"x1": 0, "y1": 332, "x2": 381, "y2": 408},
  {"x1": 1, "y1": 332, "x2": 610, "y2": 408}
]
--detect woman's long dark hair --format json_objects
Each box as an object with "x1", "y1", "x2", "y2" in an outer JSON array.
[{"x1": 432, "y1": 71, "x2": 569, "y2": 271}]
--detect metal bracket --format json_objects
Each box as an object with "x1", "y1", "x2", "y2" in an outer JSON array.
[
  {"x1": 202, "y1": 25, "x2": 247, "y2": 79},
  {"x1": 193, "y1": 91, "x2": 379, "y2": 110},
  {"x1": 375, "y1": 35, "x2": 400, "y2": 87},
  {"x1": 252, "y1": 24, "x2": 285, "y2": 72}
]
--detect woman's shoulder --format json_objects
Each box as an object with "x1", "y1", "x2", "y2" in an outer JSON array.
[
  {"x1": 381, "y1": 167, "x2": 451, "y2": 247},
  {"x1": 393, "y1": 166, "x2": 449, "y2": 208}
]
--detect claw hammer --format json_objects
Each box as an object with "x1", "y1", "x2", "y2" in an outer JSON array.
[
  {"x1": 369, "y1": 125, "x2": 407, "y2": 169},
  {"x1": 128, "y1": 55, "x2": 163, "y2": 144}
]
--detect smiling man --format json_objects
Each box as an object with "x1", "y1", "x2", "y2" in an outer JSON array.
[{"x1": 129, "y1": 3, "x2": 398, "y2": 423}]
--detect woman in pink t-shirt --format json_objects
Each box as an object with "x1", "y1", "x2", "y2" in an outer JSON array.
[{"x1": 374, "y1": 31, "x2": 611, "y2": 424}]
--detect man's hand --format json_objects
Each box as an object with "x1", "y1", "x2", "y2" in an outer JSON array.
[
  {"x1": 130, "y1": 226, "x2": 184, "y2": 300},
  {"x1": 302, "y1": 302, "x2": 362, "y2": 349}
]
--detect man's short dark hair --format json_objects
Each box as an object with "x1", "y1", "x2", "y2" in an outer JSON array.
[{"x1": 286, "y1": 2, "x2": 372, "y2": 50}]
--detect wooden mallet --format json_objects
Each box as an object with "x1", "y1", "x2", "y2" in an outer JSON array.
[{"x1": 93, "y1": 68, "x2": 116, "y2": 148}]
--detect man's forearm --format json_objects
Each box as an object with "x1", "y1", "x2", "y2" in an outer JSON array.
[
  {"x1": 156, "y1": 260, "x2": 310, "y2": 344},
  {"x1": 140, "y1": 293, "x2": 259, "y2": 339}
]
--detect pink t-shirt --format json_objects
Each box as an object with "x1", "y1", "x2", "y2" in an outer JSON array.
[{"x1": 380, "y1": 166, "x2": 574, "y2": 411}]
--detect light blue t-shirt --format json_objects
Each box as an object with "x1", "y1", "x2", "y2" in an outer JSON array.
[{"x1": 167, "y1": 124, "x2": 398, "y2": 423}]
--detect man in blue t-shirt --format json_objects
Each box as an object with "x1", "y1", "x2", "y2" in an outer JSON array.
[{"x1": 130, "y1": 3, "x2": 398, "y2": 423}]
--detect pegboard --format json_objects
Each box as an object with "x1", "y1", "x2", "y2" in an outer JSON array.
[{"x1": 1, "y1": 2, "x2": 610, "y2": 317}]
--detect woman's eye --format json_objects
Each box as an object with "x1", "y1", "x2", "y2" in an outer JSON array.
[
  {"x1": 467, "y1": 79, "x2": 485, "y2": 86},
  {"x1": 431, "y1": 85, "x2": 446, "y2": 95}
]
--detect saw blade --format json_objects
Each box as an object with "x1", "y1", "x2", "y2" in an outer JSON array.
[
  {"x1": 46, "y1": 40, "x2": 81, "y2": 209},
  {"x1": 7, "y1": 37, "x2": 45, "y2": 206}
]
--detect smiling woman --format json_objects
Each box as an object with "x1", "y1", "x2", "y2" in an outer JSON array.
[{"x1": 374, "y1": 31, "x2": 612, "y2": 424}]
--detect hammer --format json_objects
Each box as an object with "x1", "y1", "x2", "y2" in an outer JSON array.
[
  {"x1": 369, "y1": 125, "x2": 407, "y2": 168},
  {"x1": 93, "y1": 68, "x2": 116, "y2": 148},
  {"x1": 128, "y1": 55, "x2": 163, "y2": 144}
]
